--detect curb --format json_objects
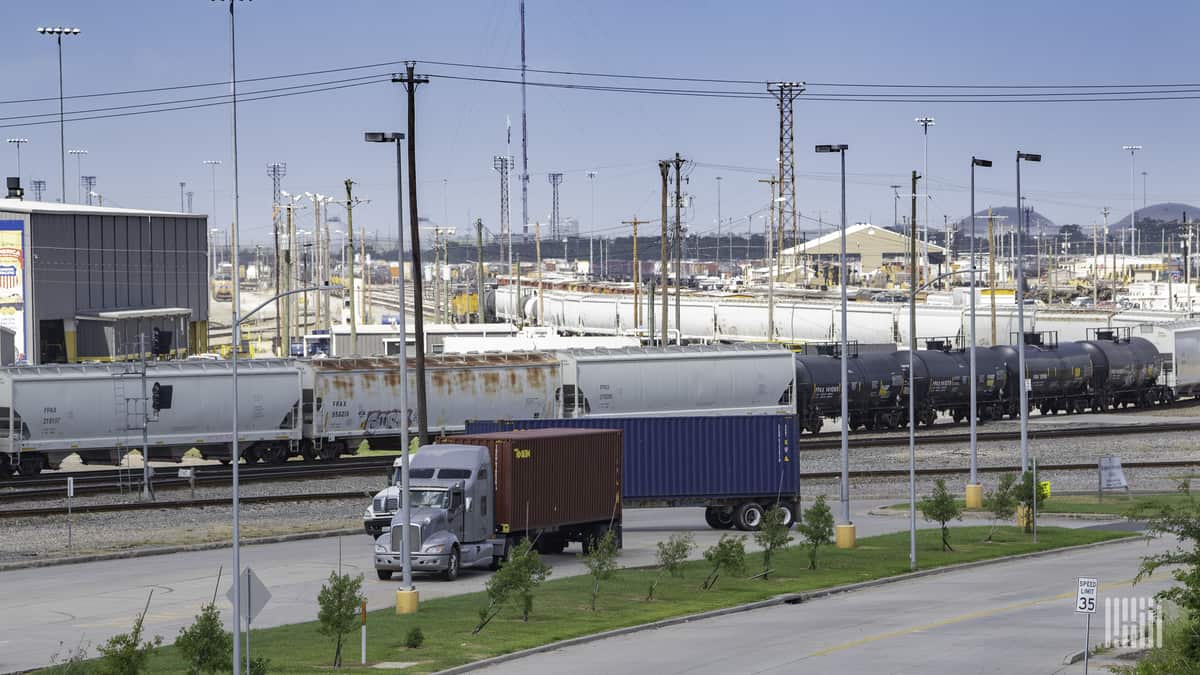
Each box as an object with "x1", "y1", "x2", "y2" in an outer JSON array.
[
  {"x1": 1063, "y1": 649, "x2": 1086, "y2": 665},
  {"x1": 866, "y1": 507, "x2": 1125, "y2": 522},
  {"x1": 0, "y1": 527, "x2": 365, "y2": 572},
  {"x1": 434, "y1": 533, "x2": 1147, "y2": 675}
]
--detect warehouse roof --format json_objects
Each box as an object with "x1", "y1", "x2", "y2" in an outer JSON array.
[
  {"x1": 0, "y1": 198, "x2": 200, "y2": 219},
  {"x1": 781, "y1": 222, "x2": 948, "y2": 256}
]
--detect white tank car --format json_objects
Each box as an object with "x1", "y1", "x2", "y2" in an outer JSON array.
[
  {"x1": 555, "y1": 344, "x2": 795, "y2": 417},
  {"x1": 299, "y1": 352, "x2": 560, "y2": 457},
  {"x1": 0, "y1": 359, "x2": 302, "y2": 476}
]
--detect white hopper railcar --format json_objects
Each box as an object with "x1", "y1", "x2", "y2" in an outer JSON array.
[{"x1": 0, "y1": 359, "x2": 302, "y2": 476}]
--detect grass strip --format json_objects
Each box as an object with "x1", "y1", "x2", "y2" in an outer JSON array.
[
  {"x1": 885, "y1": 492, "x2": 1191, "y2": 516},
  {"x1": 62, "y1": 525, "x2": 1134, "y2": 674}
]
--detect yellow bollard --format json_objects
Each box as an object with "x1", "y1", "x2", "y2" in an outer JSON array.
[
  {"x1": 835, "y1": 523, "x2": 857, "y2": 549},
  {"x1": 1016, "y1": 504, "x2": 1031, "y2": 529},
  {"x1": 965, "y1": 484, "x2": 983, "y2": 509},
  {"x1": 395, "y1": 589, "x2": 419, "y2": 615}
]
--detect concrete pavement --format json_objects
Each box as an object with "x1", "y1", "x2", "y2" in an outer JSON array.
[{"x1": 478, "y1": 534, "x2": 1172, "y2": 675}]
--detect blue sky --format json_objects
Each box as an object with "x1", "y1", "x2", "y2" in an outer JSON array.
[{"x1": 4, "y1": 0, "x2": 1199, "y2": 247}]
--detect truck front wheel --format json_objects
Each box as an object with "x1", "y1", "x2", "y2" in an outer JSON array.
[
  {"x1": 442, "y1": 546, "x2": 460, "y2": 581},
  {"x1": 376, "y1": 569, "x2": 393, "y2": 581}
]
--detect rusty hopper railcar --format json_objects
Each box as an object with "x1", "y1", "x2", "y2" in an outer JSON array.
[
  {"x1": 300, "y1": 353, "x2": 560, "y2": 459},
  {"x1": 0, "y1": 359, "x2": 301, "y2": 476}
]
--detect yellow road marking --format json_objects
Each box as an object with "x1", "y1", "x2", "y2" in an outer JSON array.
[{"x1": 805, "y1": 577, "x2": 1138, "y2": 658}]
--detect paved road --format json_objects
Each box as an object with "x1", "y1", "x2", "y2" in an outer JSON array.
[
  {"x1": 0, "y1": 501, "x2": 1122, "y2": 673},
  {"x1": 479, "y1": 534, "x2": 1173, "y2": 675}
]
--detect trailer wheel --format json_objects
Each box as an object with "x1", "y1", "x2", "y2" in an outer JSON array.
[
  {"x1": 704, "y1": 506, "x2": 734, "y2": 529},
  {"x1": 441, "y1": 546, "x2": 460, "y2": 581},
  {"x1": 376, "y1": 569, "x2": 393, "y2": 581},
  {"x1": 734, "y1": 502, "x2": 764, "y2": 531},
  {"x1": 772, "y1": 503, "x2": 795, "y2": 528}
]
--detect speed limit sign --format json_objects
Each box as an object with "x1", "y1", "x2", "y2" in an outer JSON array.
[{"x1": 1076, "y1": 577, "x2": 1098, "y2": 614}]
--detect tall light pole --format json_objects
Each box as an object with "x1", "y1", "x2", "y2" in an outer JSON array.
[
  {"x1": 366, "y1": 131, "x2": 415, "y2": 597},
  {"x1": 915, "y1": 117, "x2": 935, "y2": 284},
  {"x1": 67, "y1": 149, "x2": 87, "y2": 203},
  {"x1": 716, "y1": 176, "x2": 723, "y2": 269},
  {"x1": 1016, "y1": 151, "x2": 1042, "y2": 474},
  {"x1": 212, "y1": 1, "x2": 247, "y2": 671},
  {"x1": 815, "y1": 143, "x2": 854, "y2": 549},
  {"x1": 587, "y1": 170, "x2": 597, "y2": 277},
  {"x1": 6, "y1": 139, "x2": 28, "y2": 185},
  {"x1": 967, "y1": 157, "x2": 992, "y2": 508},
  {"x1": 37, "y1": 26, "x2": 79, "y2": 204},
  {"x1": 204, "y1": 160, "x2": 222, "y2": 227},
  {"x1": 1123, "y1": 145, "x2": 1142, "y2": 257}
]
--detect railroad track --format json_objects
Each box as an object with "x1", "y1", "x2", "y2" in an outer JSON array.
[
  {"x1": 6, "y1": 458, "x2": 1198, "y2": 518},
  {"x1": 799, "y1": 421, "x2": 1200, "y2": 451},
  {"x1": 0, "y1": 456, "x2": 396, "y2": 501}
]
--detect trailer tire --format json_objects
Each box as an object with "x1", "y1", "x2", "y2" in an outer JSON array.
[
  {"x1": 704, "y1": 506, "x2": 734, "y2": 529},
  {"x1": 773, "y1": 502, "x2": 795, "y2": 528},
  {"x1": 734, "y1": 502, "x2": 765, "y2": 531},
  {"x1": 376, "y1": 569, "x2": 392, "y2": 581},
  {"x1": 442, "y1": 546, "x2": 460, "y2": 581}
]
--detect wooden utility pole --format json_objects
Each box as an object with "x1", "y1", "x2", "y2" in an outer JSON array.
[
  {"x1": 659, "y1": 160, "x2": 670, "y2": 342},
  {"x1": 475, "y1": 219, "x2": 485, "y2": 323},
  {"x1": 622, "y1": 217, "x2": 648, "y2": 328},
  {"x1": 312, "y1": 198, "x2": 322, "y2": 330},
  {"x1": 758, "y1": 177, "x2": 779, "y2": 339},
  {"x1": 345, "y1": 179, "x2": 357, "y2": 354},
  {"x1": 1092, "y1": 222, "x2": 1099, "y2": 307},
  {"x1": 535, "y1": 222, "x2": 543, "y2": 325},
  {"x1": 273, "y1": 204, "x2": 282, "y2": 353},
  {"x1": 285, "y1": 199, "x2": 296, "y2": 349},
  {"x1": 393, "y1": 62, "x2": 430, "y2": 444},
  {"x1": 672, "y1": 153, "x2": 685, "y2": 345},
  {"x1": 988, "y1": 210, "x2": 997, "y2": 345}
]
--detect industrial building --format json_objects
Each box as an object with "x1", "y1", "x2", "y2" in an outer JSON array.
[
  {"x1": 0, "y1": 195, "x2": 209, "y2": 364},
  {"x1": 782, "y1": 223, "x2": 948, "y2": 281}
]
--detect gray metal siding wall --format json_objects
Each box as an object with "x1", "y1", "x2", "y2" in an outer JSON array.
[{"x1": 31, "y1": 213, "x2": 209, "y2": 324}]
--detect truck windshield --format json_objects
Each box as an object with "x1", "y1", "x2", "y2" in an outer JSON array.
[{"x1": 409, "y1": 489, "x2": 449, "y2": 509}]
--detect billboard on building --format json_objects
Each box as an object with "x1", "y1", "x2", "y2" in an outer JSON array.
[{"x1": 0, "y1": 220, "x2": 26, "y2": 360}]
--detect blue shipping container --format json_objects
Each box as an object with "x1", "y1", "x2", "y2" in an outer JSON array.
[{"x1": 465, "y1": 415, "x2": 798, "y2": 502}]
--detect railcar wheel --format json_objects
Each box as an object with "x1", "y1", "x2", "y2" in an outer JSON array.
[
  {"x1": 17, "y1": 455, "x2": 43, "y2": 476},
  {"x1": 319, "y1": 444, "x2": 338, "y2": 461},
  {"x1": 263, "y1": 445, "x2": 288, "y2": 464},
  {"x1": 734, "y1": 502, "x2": 765, "y2": 531},
  {"x1": 0, "y1": 460, "x2": 12, "y2": 478},
  {"x1": 299, "y1": 441, "x2": 317, "y2": 462},
  {"x1": 242, "y1": 447, "x2": 262, "y2": 464}
]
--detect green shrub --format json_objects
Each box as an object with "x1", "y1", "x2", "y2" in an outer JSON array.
[
  {"x1": 405, "y1": 627, "x2": 425, "y2": 649},
  {"x1": 797, "y1": 495, "x2": 835, "y2": 570}
]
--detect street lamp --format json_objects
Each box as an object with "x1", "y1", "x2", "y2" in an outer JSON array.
[
  {"x1": 815, "y1": 143, "x2": 854, "y2": 549},
  {"x1": 67, "y1": 149, "x2": 87, "y2": 203},
  {"x1": 6, "y1": 139, "x2": 28, "y2": 185},
  {"x1": 1015, "y1": 151, "x2": 1042, "y2": 477},
  {"x1": 1123, "y1": 145, "x2": 1142, "y2": 257},
  {"x1": 967, "y1": 157, "x2": 992, "y2": 509},
  {"x1": 204, "y1": 160, "x2": 222, "y2": 228},
  {"x1": 364, "y1": 130, "x2": 416, "y2": 602},
  {"x1": 37, "y1": 26, "x2": 80, "y2": 204}
]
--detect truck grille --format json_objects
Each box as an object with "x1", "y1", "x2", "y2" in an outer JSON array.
[
  {"x1": 373, "y1": 496, "x2": 399, "y2": 514},
  {"x1": 390, "y1": 524, "x2": 421, "y2": 553}
]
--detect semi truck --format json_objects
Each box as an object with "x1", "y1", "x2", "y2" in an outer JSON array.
[{"x1": 372, "y1": 428, "x2": 622, "y2": 581}]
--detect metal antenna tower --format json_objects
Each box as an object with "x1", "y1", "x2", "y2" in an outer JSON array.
[
  {"x1": 31, "y1": 180, "x2": 46, "y2": 201},
  {"x1": 548, "y1": 172, "x2": 563, "y2": 240},
  {"x1": 768, "y1": 81, "x2": 805, "y2": 264},
  {"x1": 494, "y1": 155, "x2": 513, "y2": 272},
  {"x1": 266, "y1": 162, "x2": 286, "y2": 205}
]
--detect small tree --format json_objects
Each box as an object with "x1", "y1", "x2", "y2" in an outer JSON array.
[
  {"x1": 701, "y1": 534, "x2": 747, "y2": 590},
  {"x1": 474, "y1": 538, "x2": 551, "y2": 633},
  {"x1": 317, "y1": 571, "x2": 366, "y2": 668},
  {"x1": 1017, "y1": 470, "x2": 1048, "y2": 534},
  {"x1": 647, "y1": 532, "x2": 695, "y2": 601},
  {"x1": 94, "y1": 591, "x2": 163, "y2": 675},
  {"x1": 175, "y1": 603, "x2": 232, "y2": 675},
  {"x1": 919, "y1": 479, "x2": 964, "y2": 552},
  {"x1": 983, "y1": 474, "x2": 1019, "y2": 542},
  {"x1": 753, "y1": 506, "x2": 794, "y2": 580},
  {"x1": 405, "y1": 627, "x2": 425, "y2": 649},
  {"x1": 581, "y1": 528, "x2": 619, "y2": 611},
  {"x1": 1132, "y1": 480, "x2": 1200, "y2": 660},
  {"x1": 796, "y1": 495, "x2": 835, "y2": 570}
]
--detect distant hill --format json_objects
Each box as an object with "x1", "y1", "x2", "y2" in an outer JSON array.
[
  {"x1": 1112, "y1": 202, "x2": 1200, "y2": 228},
  {"x1": 956, "y1": 206, "x2": 1056, "y2": 232}
]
